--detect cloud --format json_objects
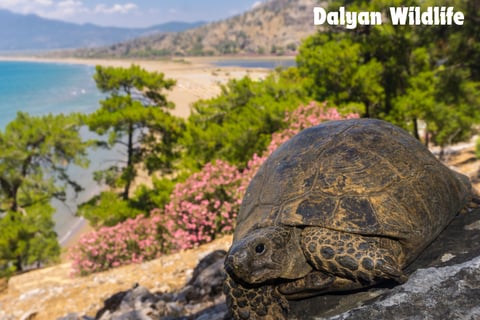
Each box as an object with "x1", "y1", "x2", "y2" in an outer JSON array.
[
  {"x1": 0, "y1": 0, "x2": 86, "y2": 17},
  {"x1": 0, "y1": 0, "x2": 26, "y2": 8},
  {"x1": 34, "y1": 0, "x2": 54, "y2": 6},
  {"x1": 251, "y1": 1, "x2": 263, "y2": 9},
  {"x1": 0, "y1": 1, "x2": 138, "y2": 20},
  {"x1": 56, "y1": 0, "x2": 85, "y2": 15},
  {"x1": 94, "y1": 3, "x2": 138, "y2": 15}
]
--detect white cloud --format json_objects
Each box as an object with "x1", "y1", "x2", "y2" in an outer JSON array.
[
  {"x1": 0, "y1": 0, "x2": 26, "y2": 8},
  {"x1": 94, "y1": 3, "x2": 137, "y2": 15},
  {"x1": 34, "y1": 0, "x2": 54, "y2": 6},
  {"x1": 56, "y1": 0, "x2": 85, "y2": 15},
  {"x1": 251, "y1": 1, "x2": 263, "y2": 9},
  {"x1": 0, "y1": 0, "x2": 86, "y2": 17},
  {"x1": 0, "y1": 1, "x2": 138, "y2": 21}
]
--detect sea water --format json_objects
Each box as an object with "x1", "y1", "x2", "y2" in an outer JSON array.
[
  {"x1": 0, "y1": 61, "x2": 102, "y2": 128},
  {"x1": 0, "y1": 61, "x2": 107, "y2": 244},
  {"x1": 0, "y1": 58, "x2": 294, "y2": 245}
]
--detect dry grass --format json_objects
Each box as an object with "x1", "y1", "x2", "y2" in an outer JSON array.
[{"x1": 0, "y1": 235, "x2": 232, "y2": 319}]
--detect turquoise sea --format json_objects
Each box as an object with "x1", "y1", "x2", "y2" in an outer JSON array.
[
  {"x1": 0, "y1": 58, "x2": 294, "y2": 246},
  {"x1": 0, "y1": 61, "x2": 107, "y2": 244},
  {"x1": 0, "y1": 61, "x2": 103, "y2": 128}
]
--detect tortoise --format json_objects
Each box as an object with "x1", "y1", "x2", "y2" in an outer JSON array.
[{"x1": 224, "y1": 118, "x2": 476, "y2": 319}]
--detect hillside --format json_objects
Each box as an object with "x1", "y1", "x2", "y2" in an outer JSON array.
[
  {"x1": 0, "y1": 143, "x2": 478, "y2": 319},
  {"x1": 68, "y1": 0, "x2": 321, "y2": 58},
  {"x1": 0, "y1": 235, "x2": 232, "y2": 319},
  {"x1": 0, "y1": 9, "x2": 204, "y2": 51}
]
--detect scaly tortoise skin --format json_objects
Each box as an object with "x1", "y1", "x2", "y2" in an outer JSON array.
[{"x1": 224, "y1": 118, "x2": 475, "y2": 320}]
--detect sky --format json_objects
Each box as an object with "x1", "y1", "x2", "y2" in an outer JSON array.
[{"x1": 0, "y1": 0, "x2": 265, "y2": 28}]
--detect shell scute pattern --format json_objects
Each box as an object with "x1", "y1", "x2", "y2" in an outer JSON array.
[{"x1": 236, "y1": 119, "x2": 470, "y2": 243}]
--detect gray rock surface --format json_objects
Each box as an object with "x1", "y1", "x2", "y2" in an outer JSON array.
[{"x1": 328, "y1": 256, "x2": 480, "y2": 320}]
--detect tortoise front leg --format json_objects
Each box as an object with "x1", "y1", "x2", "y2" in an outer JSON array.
[
  {"x1": 276, "y1": 271, "x2": 335, "y2": 299},
  {"x1": 301, "y1": 227, "x2": 408, "y2": 286},
  {"x1": 278, "y1": 271, "x2": 373, "y2": 300},
  {"x1": 224, "y1": 273, "x2": 289, "y2": 320}
]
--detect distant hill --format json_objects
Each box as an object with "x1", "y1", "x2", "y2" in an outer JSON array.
[
  {"x1": 69, "y1": 0, "x2": 320, "y2": 58},
  {"x1": 0, "y1": 9, "x2": 205, "y2": 52}
]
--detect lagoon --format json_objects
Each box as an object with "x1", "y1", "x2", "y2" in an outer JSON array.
[
  {"x1": 212, "y1": 57, "x2": 296, "y2": 69},
  {"x1": 0, "y1": 57, "x2": 284, "y2": 245},
  {"x1": 0, "y1": 61, "x2": 103, "y2": 128}
]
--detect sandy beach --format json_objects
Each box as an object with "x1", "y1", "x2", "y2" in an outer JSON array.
[
  {"x1": 0, "y1": 56, "x2": 273, "y2": 118},
  {"x1": 0, "y1": 55, "x2": 277, "y2": 248}
]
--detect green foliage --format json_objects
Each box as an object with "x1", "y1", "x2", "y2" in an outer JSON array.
[
  {"x1": 476, "y1": 138, "x2": 480, "y2": 159},
  {"x1": 86, "y1": 65, "x2": 184, "y2": 202},
  {"x1": 0, "y1": 205, "x2": 60, "y2": 272},
  {"x1": 77, "y1": 191, "x2": 142, "y2": 227},
  {"x1": 297, "y1": 34, "x2": 384, "y2": 116},
  {"x1": 297, "y1": 0, "x2": 480, "y2": 146},
  {"x1": 0, "y1": 112, "x2": 87, "y2": 271},
  {"x1": 130, "y1": 177, "x2": 177, "y2": 213},
  {"x1": 93, "y1": 64, "x2": 176, "y2": 109},
  {"x1": 78, "y1": 175, "x2": 178, "y2": 228},
  {"x1": 181, "y1": 68, "x2": 310, "y2": 169}
]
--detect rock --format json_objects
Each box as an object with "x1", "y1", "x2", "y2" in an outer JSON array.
[
  {"x1": 0, "y1": 311, "x2": 15, "y2": 320},
  {"x1": 329, "y1": 256, "x2": 480, "y2": 320},
  {"x1": 94, "y1": 287, "x2": 131, "y2": 319},
  {"x1": 289, "y1": 207, "x2": 480, "y2": 319},
  {"x1": 178, "y1": 250, "x2": 226, "y2": 302},
  {"x1": 20, "y1": 310, "x2": 38, "y2": 320},
  {"x1": 86, "y1": 250, "x2": 227, "y2": 320},
  {"x1": 57, "y1": 313, "x2": 94, "y2": 320}
]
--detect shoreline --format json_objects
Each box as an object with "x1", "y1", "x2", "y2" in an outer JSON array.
[
  {"x1": 0, "y1": 55, "x2": 275, "y2": 248},
  {"x1": 0, "y1": 55, "x2": 273, "y2": 118}
]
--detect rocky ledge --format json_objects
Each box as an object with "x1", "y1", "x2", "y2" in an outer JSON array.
[
  {"x1": 60, "y1": 208, "x2": 480, "y2": 320},
  {"x1": 58, "y1": 250, "x2": 228, "y2": 320}
]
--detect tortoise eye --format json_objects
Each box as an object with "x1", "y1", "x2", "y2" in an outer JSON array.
[{"x1": 255, "y1": 243, "x2": 265, "y2": 254}]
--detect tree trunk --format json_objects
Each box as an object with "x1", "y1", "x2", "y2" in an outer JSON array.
[
  {"x1": 413, "y1": 117, "x2": 420, "y2": 140},
  {"x1": 424, "y1": 124, "x2": 430, "y2": 147},
  {"x1": 123, "y1": 123, "x2": 134, "y2": 200},
  {"x1": 364, "y1": 103, "x2": 370, "y2": 118},
  {"x1": 15, "y1": 255, "x2": 23, "y2": 272},
  {"x1": 10, "y1": 184, "x2": 19, "y2": 212}
]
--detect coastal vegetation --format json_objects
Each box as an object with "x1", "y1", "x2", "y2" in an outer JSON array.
[
  {"x1": 0, "y1": 112, "x2": 88, "y2": 276},
  {"x1": 70, "y1": 102, "x2": 358, "y2": 275},
  {"x1": 181, "y1": 68, "x2": 309, "y2": 169},
  {"x1": 300, "y1": 0, "x2": 480, "y2": 150},
  {"x1": 78, "y1": 65, "x2": 185, "y2": 227},
  {"x1": 1, "y1": 0, "x2": 479, "y2": 278}
]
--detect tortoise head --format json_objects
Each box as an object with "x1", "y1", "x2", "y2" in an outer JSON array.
[{"x1": 225, "y1": 226, "x2": 311, "y2": 284}]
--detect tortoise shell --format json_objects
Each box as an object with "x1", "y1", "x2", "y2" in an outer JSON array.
[{"x1": 234, "y1": 119, "x2": 470, "y2": 258}]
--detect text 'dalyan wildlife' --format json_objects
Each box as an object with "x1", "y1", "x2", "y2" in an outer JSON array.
[{"x1": 314, "y1": 6, "x2": 465, "y2": 29}]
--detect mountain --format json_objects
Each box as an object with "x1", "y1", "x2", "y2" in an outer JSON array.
[
  {"x1": 69, "y1": 0, "x2": 320, "y2": 58},
  {"x1": 0, "y1": 9, "x2": 205, "y2": 52}
]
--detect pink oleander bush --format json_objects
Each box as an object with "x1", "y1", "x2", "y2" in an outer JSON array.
[
  {"x1": 161, "y1": 160, "x2": 243, "y2": 250},
  {"x1": 69, "y1": 214, "x2": 167, "y2": 276},
  {"x1": 69, "y1": 102, "x2": 359, "y2": 276}
]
